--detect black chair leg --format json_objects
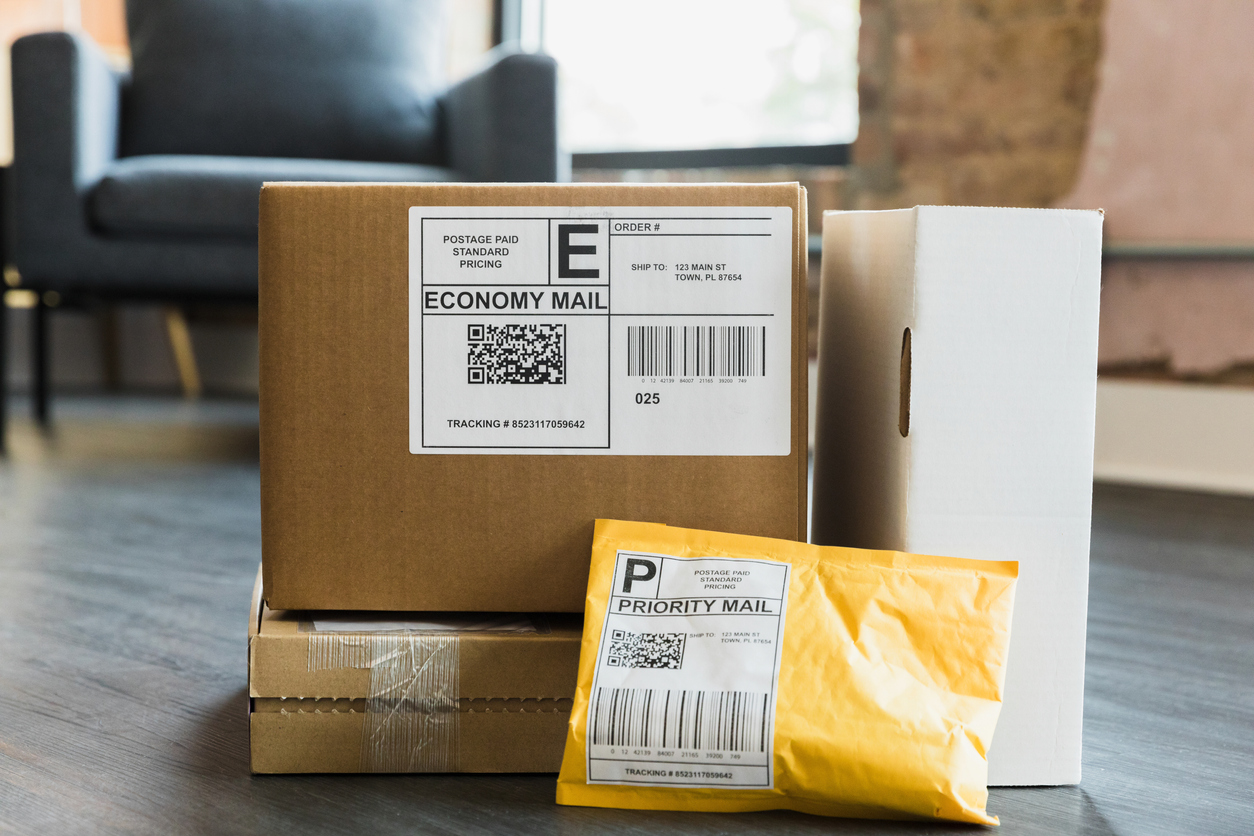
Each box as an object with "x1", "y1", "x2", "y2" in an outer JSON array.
[
  {"x1": 32, "y1": 293, "x2": 49, "y2": 428},
  {"x1": 0, "y1": 296, "x2": 7, "y2": 454}
]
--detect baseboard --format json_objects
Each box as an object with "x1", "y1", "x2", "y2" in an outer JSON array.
[{"x1": 1095, "y1": 379, "x2": 1254, "y2": 496}]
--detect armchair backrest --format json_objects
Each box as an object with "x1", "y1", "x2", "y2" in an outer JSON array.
[{"x1": 122, "y1": 0, "x2": 449, "y2": 164}]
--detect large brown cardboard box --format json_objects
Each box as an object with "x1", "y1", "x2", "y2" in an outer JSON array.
[
  {"x1": 260, "y1": 182, "x2": 808, "y2": 611},
  {"x1": 247, "y1": 571, "x2": 581, "y2": 773}
]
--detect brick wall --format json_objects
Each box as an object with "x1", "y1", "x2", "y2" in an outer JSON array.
[{"x1": 852, "y1": 0, "x2": 1105, "y2": 209}]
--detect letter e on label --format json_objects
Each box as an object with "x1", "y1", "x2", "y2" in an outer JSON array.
[{"x1": 557, "y1": 223, "x2": 602, "y2": 279}]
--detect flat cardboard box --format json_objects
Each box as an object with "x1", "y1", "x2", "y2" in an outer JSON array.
[
  {"x1": 248, "y1": 570, "x2": 581, "y2": 773},
  {"x1": 811, "y1": 206, "x2": 1102, "y2": 786},
  {"x1": 260, "y1": 182, "x2": 808, "y2": 612}
]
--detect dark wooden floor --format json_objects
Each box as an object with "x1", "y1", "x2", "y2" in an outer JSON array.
[{"x1": 1, "y1": 399, "x2": 1251, "y2": 834}]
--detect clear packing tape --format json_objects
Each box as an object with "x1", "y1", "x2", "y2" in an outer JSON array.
[
  {"x1": 556, "y1": 520, "x2": 1019, "y2": 825},
  {"x1": 308, "y1": 634, "x2": 460, "y2": 772}
]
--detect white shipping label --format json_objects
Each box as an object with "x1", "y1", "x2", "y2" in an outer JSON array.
[
  {"x1": 585, "y1": 550, "x2": 790, "y2": 789},
  {"x1": 408, "y1": 206, "x2": 793, "y2": 455}
]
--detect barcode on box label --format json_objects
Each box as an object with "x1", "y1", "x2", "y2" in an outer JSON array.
[
  {"x1": 590, "y1": 687, "x2": 769, "y2": 752},
  {"x1": 626, "y1": 325, "x2": 766, "y2": 377}
]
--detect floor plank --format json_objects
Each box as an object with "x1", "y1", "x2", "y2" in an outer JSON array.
[{"x1": 0, "y1": 399, "x2": 1250, "y2": 834}]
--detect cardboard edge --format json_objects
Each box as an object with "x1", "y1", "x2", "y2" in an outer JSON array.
[
  {"x1": 249, "y1": 564, "x2": 264, "y2": 639},
  {"x1": 796, "y1": 186, "x2": 810, "y2": 542},
  {"x1": 248, "y1": 566, "x2": 264, "y2": 699},
  {"x1": 248, "y1": 563, "x2": 263, "y2": 772}
]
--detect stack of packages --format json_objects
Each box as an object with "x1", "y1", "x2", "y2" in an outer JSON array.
[
  {"x1": 249, "y1": 183, "x2": 811, "y2": 775},
  {"x1": 248, "y1": 183, "x2": 1102, "y2": 824}
]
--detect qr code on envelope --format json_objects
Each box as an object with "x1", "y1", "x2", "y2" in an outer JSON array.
[{"x1": 606, "y1": 629, "x2": 686, "y2": 669}]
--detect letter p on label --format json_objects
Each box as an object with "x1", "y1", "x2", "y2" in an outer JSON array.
[{"x1": 621, "y1": 557, "x2": 657, "y2": 593}]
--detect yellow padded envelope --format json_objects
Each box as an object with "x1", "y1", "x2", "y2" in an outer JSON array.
[{"x1": 556, "y1": 520, "x2": 1018, "y2": 825}]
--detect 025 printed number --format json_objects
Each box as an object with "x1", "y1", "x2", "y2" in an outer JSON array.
[{"x1": 635, "y1": 392, "x2": 661, "y2": 405}]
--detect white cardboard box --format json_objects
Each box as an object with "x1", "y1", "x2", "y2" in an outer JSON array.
[{"x1": 811, "y1": 206, "x2": 1103, "y2": 786}]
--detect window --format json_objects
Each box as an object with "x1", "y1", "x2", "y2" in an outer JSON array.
[{"x1": 504, "y1": 0, "x2": 859, "y2": 167}]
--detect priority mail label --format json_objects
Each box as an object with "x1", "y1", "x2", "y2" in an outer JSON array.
[
  {"x1": 584, "y1": 551, "x2": 790, "y2": 789},
  {"x1": 408, "y1": 206, "x2": 793, "y2": 455}
]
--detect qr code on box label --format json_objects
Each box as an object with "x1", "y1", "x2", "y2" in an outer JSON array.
[
  {"x1": 606, "y1": 629, "x2": 686, "y2": 669},
  {"x1": 467, "y1": 324, "x2": 565, "y2": 384}
]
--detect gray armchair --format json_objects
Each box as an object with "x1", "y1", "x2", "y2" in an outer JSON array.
[{"x1": 5, "y1": 0, "x2": 558, "y2": 426}]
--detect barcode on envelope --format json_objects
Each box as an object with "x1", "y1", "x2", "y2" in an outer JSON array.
[
  {"x1": 626, "y1": 325, "x2": 766, "y2": 377},
  {"x1": 590, "y1": 687, "x2": 769, "y2": 752}
]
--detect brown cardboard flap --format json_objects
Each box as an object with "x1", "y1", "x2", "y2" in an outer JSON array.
[
  {"x1": 249, "y1": 708, "x2": 569, "y2": 774},
  {"x1": 249, "y1": 578, "x2": 582, "y2": 699},
  {"x1": 259, "y1": 182, "x2": 808, "y2": 612}
]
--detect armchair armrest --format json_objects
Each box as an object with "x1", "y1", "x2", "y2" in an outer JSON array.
[
  {"x1": 9, "y1": 31, "x2": 125, "y2": 282},
  {"x1": 441, "y1": 49, "x2": 558, "y2": 182}
]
